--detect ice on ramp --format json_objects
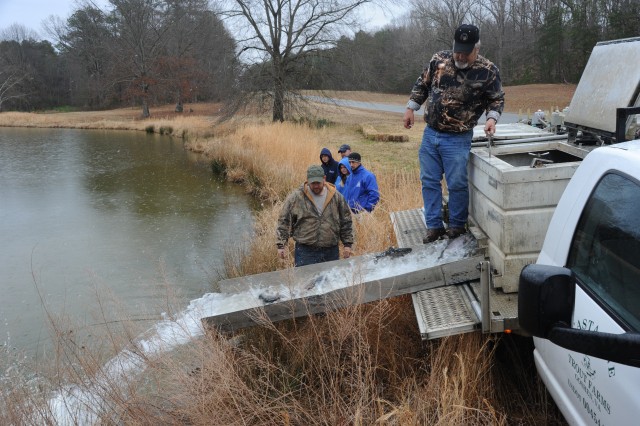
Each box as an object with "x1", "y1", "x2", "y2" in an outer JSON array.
[{"x1": 203, "y1": 234, "x2": 483, "y2": 332}]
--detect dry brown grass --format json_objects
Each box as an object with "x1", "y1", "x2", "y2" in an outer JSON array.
[{"x1": 503, "y1": 84, "x2": 576, "y2": 113}]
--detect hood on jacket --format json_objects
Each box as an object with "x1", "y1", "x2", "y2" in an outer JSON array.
[
  {"x1": 320, "y1": 147, "x2": 335, "y2": 164},
  {"x1": 338, "y1": 157, "x2": 351, "y2": 176}
]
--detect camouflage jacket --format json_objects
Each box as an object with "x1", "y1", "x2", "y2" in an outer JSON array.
[
  {"x1": 276, "y1": 182, "x2": 353, "y2": 249},
  {"x1": 407, "y1": 50, "x2": 505, "y2": 133}
]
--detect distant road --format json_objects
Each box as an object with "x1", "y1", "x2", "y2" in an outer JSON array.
[{"x1": 304, "y1": 95, "x2": 521, "y2": 124}]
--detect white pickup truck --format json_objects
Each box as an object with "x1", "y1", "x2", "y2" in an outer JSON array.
[{"x1": 518, "y1": 141, "x2": 640, "y2": 426}]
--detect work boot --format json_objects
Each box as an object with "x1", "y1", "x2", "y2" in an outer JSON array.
[
  {"x1": 423, "y1": 228, "x2": 446, "y2": 244},
  {"x1": 446, "y1": 226, "x2": 467, "y2": 239}
]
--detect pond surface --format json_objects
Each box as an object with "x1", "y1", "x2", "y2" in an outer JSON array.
[{"x1": 0, "y1": 128, "x2": 255, "y2": 357}]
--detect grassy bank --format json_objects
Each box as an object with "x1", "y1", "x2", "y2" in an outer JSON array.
[{"x1": 0, "y1": 89, "x2": 572, "y2": 424}]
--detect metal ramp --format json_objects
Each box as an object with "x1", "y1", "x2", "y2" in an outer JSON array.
[
  {"x1": 391, "y1": 208, "x2": 519, "y2": 340},
  {"x1": 412, "y1": 285, "x2": 479, "y2": 339}
]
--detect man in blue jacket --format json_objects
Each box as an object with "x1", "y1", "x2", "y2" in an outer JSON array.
[{"x1": 344, "y1": 152, "x2": 379, "y2": 213}]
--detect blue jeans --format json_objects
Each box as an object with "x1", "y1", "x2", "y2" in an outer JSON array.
[
  {"x1": 419, "y1": 126, "x2": 473, "y2": 229},
  {"x1": 294, "y1": 244, "x2": 339, "y2": 267}
]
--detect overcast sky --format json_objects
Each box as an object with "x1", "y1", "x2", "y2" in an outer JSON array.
[
  {"x1": 0, "y1": 0, "x2": 107, "y2": 37},
  {"x1": 0, "y1": 0, "x2": 404, "y2": 39}
]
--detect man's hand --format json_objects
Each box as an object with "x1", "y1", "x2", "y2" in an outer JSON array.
[
  {"x1": 343, "y1": 246, "x2": 352, "y2": 259},
  {"x1": 403, "y1": 108, "x2": 415, "y2": 129},
  {"x1": 484, "y1": 117, "x2": 496, "y2": 135},
  {"x1": 278, "y1": 248, "x2": 286, "y2": 259}
]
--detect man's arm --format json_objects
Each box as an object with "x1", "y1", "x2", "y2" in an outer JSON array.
[
  {"x1": 484, "y1": 64, "x2": 505, "y2": 136},
  {"x1": 404, "y1": 58, "x2": 434, "y2": 129},
  {"x1": 403, "y1": 108, "x2": 415, "y2": 129},
  {"x1": 364, "y1": 173, "x2": 380, "y2": 212},
  {"x1": 276, "y1": 195, "x2": 295, "y2": 258},
  {"x1": 336, "y1": 194, "x2": 354, "y2": 258},
  {"x1": 484, "y1": 117, "x2": 497, "y2": 135},
  {"x1": 404, "y1": 75, "x2": 426, "y2": 129}
]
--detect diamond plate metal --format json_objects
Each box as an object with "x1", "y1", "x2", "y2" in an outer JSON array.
[
  {"x1": 390, "y1": 209, "x2": 426, "y2": 248},
  {"x1": 412, "y1": 285, "x2": 480, "y2": 340}
]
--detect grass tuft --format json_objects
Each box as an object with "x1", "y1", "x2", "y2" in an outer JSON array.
[{"x1": 159, "y1": 125, "x2": 173, "y2": 135}]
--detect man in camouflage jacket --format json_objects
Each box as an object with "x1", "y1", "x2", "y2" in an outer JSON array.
[
  {"x1": 403, "y1": 24, "x2": 504, "y2": 244},
  {"x1": 277, "y1": 165, "x2": 353, "y2": 266}
]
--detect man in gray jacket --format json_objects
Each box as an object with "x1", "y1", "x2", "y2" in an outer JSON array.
[{"x1": 277, "y1": 165, "x2": 353, "y2": 266}]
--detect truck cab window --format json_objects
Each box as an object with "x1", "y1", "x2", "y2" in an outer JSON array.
[{"x1": 567, "y1": 172, "x2": 640, "y2": 331}]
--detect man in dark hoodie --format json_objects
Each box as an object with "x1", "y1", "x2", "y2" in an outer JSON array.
[{"x1": 319, "y1": 147, "x2": 340, "y2": 184}]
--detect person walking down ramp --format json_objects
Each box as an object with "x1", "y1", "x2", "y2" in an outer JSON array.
[
  {"x1": 276, "y1": 165, "x2": 353, "y2": 267},
  {"x1": 403, "y1": 24, "x2": 504, "y2": 244},
  {"x1": 344, "y1": 152, "x2": 379, "y2": 213}
]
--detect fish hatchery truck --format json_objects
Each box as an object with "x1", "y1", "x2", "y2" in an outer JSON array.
[
  {"x1": 210, "y1": 37, "x2": 640, "y2": 426},
  {"x1": 462, "y1": 36, "x2": 640, "y2": 425}
]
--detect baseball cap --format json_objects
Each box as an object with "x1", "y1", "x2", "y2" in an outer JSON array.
[
  {"x1": 453, "y1": 24, "x2": 479, "y2": 54},
  {"x1": 348, "y1": 152, "x2": 361, "y2": 162},
  {"x1": 338, "y1": 144, "x2": 351, "y2": 153},
  {"x1": 307, "y1": 165, "x2": 325, "y2": 183}
]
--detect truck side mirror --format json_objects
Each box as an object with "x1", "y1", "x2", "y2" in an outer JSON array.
[{"x1": 518, "y1": 264, "x2": 574, "y2": 337}]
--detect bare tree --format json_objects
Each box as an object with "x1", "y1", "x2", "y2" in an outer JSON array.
[
  {"x1": 223, "y1": 0, "x2": 374, "y2": 122},
  {"x1": 409, "y1": 0, "x2": 478, "y2": 46},
  {"x1": 53, "y1": 6, "x2": 114, "y2": 108},
  {"x1": 160, "y1": 0, "x2": 238, "y2": 111},
  {"x1": 0, "y1": 68, "x2": 29, "y2": 111},
  {"x1": 479, "y1": 0, "x2": 509, "y2": 69},
  {"x1": 0, "y1": 24, "x2": 40, "y2": 42},
  {"x1": 0, "y1": 25, "x2": 32, "y2": 110},
  {"x1": 108, "y1": 0, "x2": 174, "y2": 117}
]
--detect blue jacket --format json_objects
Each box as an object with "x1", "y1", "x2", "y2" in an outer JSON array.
[
  {"x1": 336, "y1": 157, "x2": 351, "y2": 195},
  {"x1": 343, "y1": 163, "x2": 379, "y2": 213},
  {"x1": 320, "y1": 148, "x2": 340, "y2": 184}
]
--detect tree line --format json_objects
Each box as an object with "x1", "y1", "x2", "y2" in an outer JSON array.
[{"x1": 1, "y1": 0, "x2": 638, "y2": 118}]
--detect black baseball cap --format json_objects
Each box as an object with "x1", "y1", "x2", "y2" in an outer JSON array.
[
  {"x1": 453, "y1": 24, "x2": 479, "y2": 54},
  {"x1": 338, "y1": 144, "x2": 351, "y2": 153}
]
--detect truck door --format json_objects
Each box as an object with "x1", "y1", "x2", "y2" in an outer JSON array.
[{"x1": 535, "y1": 171, "x2": 640, "y2": 425}]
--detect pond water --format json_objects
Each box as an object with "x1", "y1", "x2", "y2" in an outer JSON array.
[{"x1": 0, "y1": 128, "x2": 255, "y2": 358}]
